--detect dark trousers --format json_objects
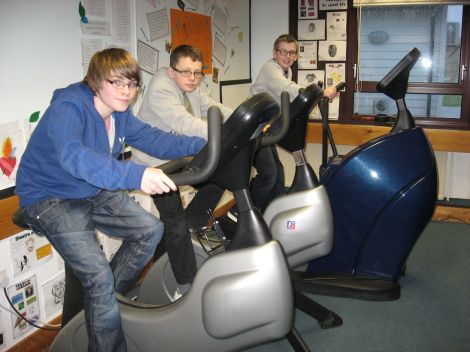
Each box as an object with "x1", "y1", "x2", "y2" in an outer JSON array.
[
  {"x1": 250, "y1": 145, "x2": 286, "y2": 212},
  {"x1": 153, "y1": 182, "x2": 224, "y2": 284}
]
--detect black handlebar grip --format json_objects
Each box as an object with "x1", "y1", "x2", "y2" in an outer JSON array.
[
  {"x1": 335, "y1": 82, "x2": 346, "y2": 91},
  {"x1": 162, "y1": 106, "x2": 222, "y2": 187}
]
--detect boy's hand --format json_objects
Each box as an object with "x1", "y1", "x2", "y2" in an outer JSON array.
[
  {"x1": 324, "y1": 86, "x2": 339, "y2": 100},
  {"x1": 141, "y1": 168, "x2": 177, "y2": 195}
]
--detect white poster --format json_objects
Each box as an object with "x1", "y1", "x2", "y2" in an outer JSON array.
[
  {"x1": 0, "y1": 120, "x2": 26, "y2": 191},
  {"x1": 319, "y1": 0, "x2": 348, "y2": 11},
  {"x1": 327, "y1": 11, "x2": 347, "y2": 41},
  {"x1": 8, "y1": 275, "x2": 40, "y2": 339},
  {"x1": 298, "y1": 0, "x2": 318, "y2": 20},
  {"x1": 146, "y1": 8, "x2": 169, "y2": 42},
  {"x1": 137, "y1": 40, "x2": 159, "y2": 75},
  {"x1": 318, "y1": 41, "x2": 346, "y2": 61},
  {"x1": 42, "y1": 272, "x2": 66, "y2": 321},
  {"x1": 10, "y1": 230, "x2": 53, "y2": 277},
  {"x1": 298, "y1": 19, "x2": 325, "y2": 40},
  {"x1": 298, "y1": 41, "x2": 318, "y2": 69},
  {"x1": 297, "y1": 69, "x2": 325, "y2": 86}
]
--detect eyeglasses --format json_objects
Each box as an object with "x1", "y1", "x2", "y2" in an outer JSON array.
[
  {"x1": 276, "y1": 49, "x2": 298, "y2": 57},
  {"x1": 106, "y1": 79, "x2": 140, "y2": 90},
  {"x1": 171, "y1": 66, "x2": 205, "y2": 78}
]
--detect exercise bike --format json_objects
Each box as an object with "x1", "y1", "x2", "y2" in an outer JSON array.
[
  {"x1": 294, "y1": 47, "x2": 438, "y2": 301},
  {"x1": 13, "y1": 96, "x2": 295, "y2": 352},
  {"x1": 142, "y1": 85, "x2": 344, "y2": 352}
]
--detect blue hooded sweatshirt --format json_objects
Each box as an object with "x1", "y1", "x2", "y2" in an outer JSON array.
[{"x1": 16, "y1": 82, "x2": 206, "y2": 207}]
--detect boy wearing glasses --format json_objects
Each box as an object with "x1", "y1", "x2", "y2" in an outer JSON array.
[
  {"x1": 249, "y1": 34, "x2": 337, "y2": 211},
  {"x1": 132, "y1": 45, "x2": 233, "y2": 299},
  {"x1": 16, "y1": 48, "x2": 206, "y2": 352}
]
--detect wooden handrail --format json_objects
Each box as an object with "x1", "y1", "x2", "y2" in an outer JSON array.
[{"x1": 306, "y1": 122, "x2": 470, "y2": 153}]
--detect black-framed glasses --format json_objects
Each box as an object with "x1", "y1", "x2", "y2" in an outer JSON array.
[
  {"x1": 171, "y1": 66, "x2": 205, "y2": 78},
  {"x1": 276, "y1": 49, "x2": 298, "y2": 57},
  {"x1": 106, "y1": 79, "x2": 140, "y2": 90}
]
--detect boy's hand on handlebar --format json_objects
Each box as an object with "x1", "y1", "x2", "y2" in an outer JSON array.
[
  {"x1": 141, "y1": 168, "x2": 177, "y2": 195},
  {"x1": 262, "y1": 123, "x2": 271, "y2": 133},
  {"x1": 324, "y1": 86, "x2": 339, "y2": 100}
]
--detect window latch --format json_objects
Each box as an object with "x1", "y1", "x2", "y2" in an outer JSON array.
[
  {"x1": 462, "y1": 65, "x2": 467, "y2": 81},
  {"x1": 353, "y1": 64, "x2": 357, "y2": 79}
]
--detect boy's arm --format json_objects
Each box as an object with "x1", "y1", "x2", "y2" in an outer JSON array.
[
  {"x1": 125, "y1": 113, "x2": 206, "y2": 161},
  {"x1": 258, "y1": 63, "x2": 304, "y2": 101},
  {"x1": 197, "y1": 91, "x2": 234, "y2": 122}
]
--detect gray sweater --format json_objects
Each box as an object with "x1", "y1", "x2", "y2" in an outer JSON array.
[{"x1": 132, "y1": 67, "x2": 233, "y2": 166}]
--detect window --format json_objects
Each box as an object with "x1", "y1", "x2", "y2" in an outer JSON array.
[
  {"x1": 289, "y1": 1, "x2": 470, "y2": 129},
  {"x1": 353, "y1": 4, "x2": 469, "y2": 127}
]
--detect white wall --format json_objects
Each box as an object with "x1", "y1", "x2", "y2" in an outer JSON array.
[{"x1": 251, "y1": 0, "x2": 289, "y2": 80}]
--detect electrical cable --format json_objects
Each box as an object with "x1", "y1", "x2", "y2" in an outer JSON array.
[{"x1": 3, "y1": 287, "x2": 61, "y2": 330}]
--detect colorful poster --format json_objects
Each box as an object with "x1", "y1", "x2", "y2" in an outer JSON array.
[
  {"x1": 325, "y1": 62, "x2": 346, "y2": 88},
  {"x1": 0, "y1": 120, "x2": 26, "y2": 191},
  {"x1": 298, "y1": 0, "x2": 318, "y2": 20},
  {"x1": 10, "y1": 230, "x2": 53, "y2": 277},
  {"x1": 8, "y1": 275, "x2": 40, "y2": 339}
]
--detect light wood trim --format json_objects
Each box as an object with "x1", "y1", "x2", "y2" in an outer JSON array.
[
  {"x1": 0, "y1": 195, "x2": 22, "y2": 240},
  {"x1": 6, "y1": 316, "x2": 61, "y2": 352},
  {"x1": 306, "y1": 123, "x2": 470, "y2": 152},
  {"x1": 432, "y1": 205, "x2": 470, "y2": 223}
]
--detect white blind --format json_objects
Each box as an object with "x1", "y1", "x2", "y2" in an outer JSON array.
[{"x1": 353, "y1": 0, "x2": 470, "y2": 6}]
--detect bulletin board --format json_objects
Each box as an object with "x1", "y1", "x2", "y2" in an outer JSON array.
[
  {"x1": 135, "y1": 0, "x2": 252, "y2": 107},
  {"x1": 0, "y1": 0, "x2": 251, "y2": 196}
]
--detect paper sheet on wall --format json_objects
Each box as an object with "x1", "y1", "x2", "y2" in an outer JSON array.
[
  {"x1": 147, "y1": 8, "x2": 169, "y2": 42},
  {"x1": 298, "y1": 41, "x2": 318, "y2": 69},
  {"x1": 0, "y1": 120, "x2": 26, "y2": 191},
  {"x1": 297, "y1": 69, "x2": 325, "y2": 87},
  {"x1": 319, "y1": 0, "x2": 348, "y2": 10},
  {"x1": 137, "y1": 40, "x2": 159, "y2": 75},
  {"x1": 9, "y1": 230, "x2": 53, "y2": 277},
  {"x1": 42, "y1": 272, "x2": 65, "y2": 321},
  {"x1": 298, "y1": 0, "x2": 318, "y2": 20},
  {"x1": 326, "y1": 11, "x2": 347, "y2": 41},
  {"x1": 111, "y1": 0, "x2": 133, "y2": 43},
  {"x1": 298, "y1": 19, "x2": 325, "y2": 40},
  {"x1": 8, "y1": 275, "x2": 40, "y2": 339},
  {"x1": 318, "y1": 41, "x2": 346, "y2": 61},
  {"x1": 325, "y1": 62, "x2": 346, "y2": 88},
  {"x1": 213, "y1": 4, "x2": 228, "y2": 35}
]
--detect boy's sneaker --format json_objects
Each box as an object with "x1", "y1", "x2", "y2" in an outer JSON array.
[
  {"x1": 227, "y1": 206, "x2": 239, "y2": 223},
  {"x1": 171, "y1": 282, "x2": 191, "y2": 302}
]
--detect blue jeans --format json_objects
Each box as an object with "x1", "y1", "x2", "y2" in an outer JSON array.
[{"x1": 20, "y1": 190, "x2": 162, "y2": 352}]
